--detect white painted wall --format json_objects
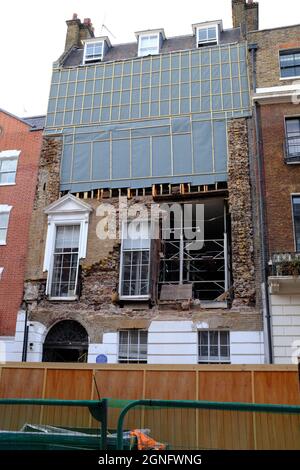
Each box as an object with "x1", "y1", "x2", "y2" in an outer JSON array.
[
  {"x1": 88, "y1": 333, "x2": 118, "y2": 363},
  {"x1": 270, "y1": 294, "x2": 300, "y2": 364},
  {"x1": 4, "y1": 315, "x2": 265, "y2": 365},
  {"x1": 230, "y1": 331, "x2": 265, "y2": 364}
]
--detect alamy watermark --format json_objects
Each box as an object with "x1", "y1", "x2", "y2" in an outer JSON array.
[{"x1": 95, "y1": 198, "x2": 205, "y2": 251}]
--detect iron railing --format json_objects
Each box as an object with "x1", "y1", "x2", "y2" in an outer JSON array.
[
  {"x1": 284, "y1": 135, "x2": 300, "y2": 163},
  {"x1": 271, "y1": 252, "x2": 300, "y2": 276}
]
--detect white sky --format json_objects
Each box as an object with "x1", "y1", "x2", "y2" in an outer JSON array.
[{"x1": 0, "y1": 0, "x2": 299, "y2": 117}]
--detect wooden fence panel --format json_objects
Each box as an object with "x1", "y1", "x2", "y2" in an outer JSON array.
[
  {"x1": 253, "y1": 371, "x2": 300, "y2": 405},
  {"x1": 198, "y1": 371, "x2": 253, "y2": 402}
]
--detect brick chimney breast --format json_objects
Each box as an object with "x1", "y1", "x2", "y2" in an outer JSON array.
[{"x1": 232, "y1": 0, "x2": 259, "y2": 37}]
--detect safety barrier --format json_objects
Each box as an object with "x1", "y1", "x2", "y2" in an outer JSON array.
[{"x1": 116, "y1": 399, "x2": 300, "y2": 450}]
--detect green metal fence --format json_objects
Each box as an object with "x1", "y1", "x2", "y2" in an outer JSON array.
[
  {"x1": 1, "y1": 398, "x2": 299, "y2": 450},
  {"x1": 0, "y1": 398, "x2": 107, "y2": 450},
  {"x1": 116, "y1": 399, "x2": 300, "y2": 450}
]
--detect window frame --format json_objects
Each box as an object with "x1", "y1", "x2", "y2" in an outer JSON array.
[
  {"x1": 138, "y1": 33, "x2": 160, "y2": 57},
  {"x1": 49, "y1": 223, "x2": 81, "y2": 300},
  {"x1": 83, "y1": 39, "x2": 105, "y2": 64},
  {"x1": 119, "y1": 220, "x2": 151, "y2": 301},
  {"x1": 291, "y1": 194, "x2": 300, "y2": 252},
  {"x1": 279, "y1": 48, "x2": 300, "y2": 80},
  {"x1": 0, "y1": 150, "x2": 20, "y2": 186},
  {"x1": 118, "y1": 329, "x2": 148, "y2": 363},
  {"x1": 285, "y1": 116, "x2": 300, "y2": 161},
  {"x1": 196, "y1": 25, "x2": 219, "y2": 48},
  {"x1": 43, "y1": 194, "x2": 92, "y2": 301},
  {"x1": 198, "y1": 330, "x2": 230, "y2": 364},
  {"x1": 0, "y1": 205, "x2": 12, "y2": 245}
]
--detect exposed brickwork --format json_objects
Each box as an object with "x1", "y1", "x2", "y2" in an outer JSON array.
[
  {"x1": 227, "y1": 118, "x2": 256, "y2": 305},
  {"x1": 259, "y1": 103, "x2": 300, "y2": 255},
  {"x1": 248, "y1": 26, "x2": 300, "y2": 88},
  {"x1": 25, "y1": 137, "x2": 62, "y2": 281},
  {"x1": 24, "y1": 186, "x2": 262, "y2": 340},
  {"x1": 0, "y1": 111, "x2": 43, "y2": 335},
  {"x1": 232, "y1": 0, "x2": 259, "y2": 35}
]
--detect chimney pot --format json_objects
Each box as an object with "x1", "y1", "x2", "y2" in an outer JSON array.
[
  {"x1": 84, "y1": 18, "x2": 92, "y2": 26},
  {"x1": 72, "y1": 13, "x2": 78, "y2": 20}
]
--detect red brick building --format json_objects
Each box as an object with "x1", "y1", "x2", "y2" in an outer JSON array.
[
  {"x1": 0, "y1": 109, "x2": 44, "y2": 347},
  {"x1": 249, "y1": 22, "x2": 300, "y2": 364}
]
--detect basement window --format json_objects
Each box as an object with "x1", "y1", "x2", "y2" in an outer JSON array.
[
  {"x1": 119, "y1": 220, "x2": 151, "y2": 300},
  {"x1": 83, "y1": 40, "x2": 104, "y2": 63},
  {"x1": 198, "y1": 330, "x2": 230, "y2": 363},
  {"x1": 280, "y1": 49, "x2": 300, "y2": 78},
  {"x1": 118, "y1": 329, "x2": 148, "y2": 363}
]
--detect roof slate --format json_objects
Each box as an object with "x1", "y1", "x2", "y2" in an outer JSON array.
[{"x1": 62, "y1": 28, "x2": 241, "y2": 67}]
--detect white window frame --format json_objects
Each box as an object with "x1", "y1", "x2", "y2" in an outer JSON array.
[
  {"x1": 138, "y1": 33, "x2": 160, "y2": 57},
  {"x1": 198, "y1": 330, "x2": 230, "y2": 363},
  {"x1": 118, "y1": 329, "x2": 148, "y2": 363},
  {"x1": 43, "y1": 195, "x2": 92, "y2": 300},
  {"x1": 196, "y1": 25, "x2": 219, "y2": 47},
  {"x1": 0, "y1": 150, "x2": 20, "y2": 186},
  {"x1": 0, "y1": 205, "x2": 12, "y2": 245},
  {"x1": 119, "y1": 220, "x2": 151, "y2": 301},
  {"x1": 0, "y1": 267, "x2": 4, "y2": 280},
  {"x1": 83, "y1": 40, "x2": 105, "y2": 64}
]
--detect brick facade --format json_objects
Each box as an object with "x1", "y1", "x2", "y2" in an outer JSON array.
[
  {"x1": 259, "y1": 104, "x2": 300, "y2": 255},
  {"x1": 248, "y1": 26, "x2": 300, "y2": 88},
  {"x1": 0, "y1": 111, "x2": 43, "y2": 335}
]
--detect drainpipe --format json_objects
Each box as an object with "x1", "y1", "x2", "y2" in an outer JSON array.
[
  {"x1": 249, "y1": 43, "x2": 273, "y2": 363},
  {"x1": 21, "y1": 303, "x2": 29, "y2": 362}
]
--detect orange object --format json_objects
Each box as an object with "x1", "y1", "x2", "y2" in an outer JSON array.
[{"x1": 130, "y1": 429, "x2": 166, "y2": 450}]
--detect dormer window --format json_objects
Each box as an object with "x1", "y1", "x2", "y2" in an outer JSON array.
[
  {"x1": 136, "y1": 29, "x2": 165, "y2": 57},
  {"x1": 84, "y1": 40, "x2": 104, "y2": 63},
  {"x1": 138, "y1": 34, "x2": 160, "y2": 57},
  {"x1": 197, "y1": 26, "x2": 218, "y2": 47},
  {"x1": 192, "y1": 21, "x2": 222, "y2": 48},
  {"x1": 83, "y1": 37, "x2": 111, "y2": 64}
]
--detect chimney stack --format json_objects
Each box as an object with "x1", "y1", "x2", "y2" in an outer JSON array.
[
  {"x1": 64, "y1": 14, "x2": 95, "y2": 52},
  {"x1": 232, "y1": 0, "x2": 259, "y2": 37}
]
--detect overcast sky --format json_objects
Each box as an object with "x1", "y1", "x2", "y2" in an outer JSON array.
[{"x1": 0, "y1": 0, "x2": 299, "y2": 117}]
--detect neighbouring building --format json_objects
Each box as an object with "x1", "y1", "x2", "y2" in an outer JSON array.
[
  {"x1": 17, "y1": 1, "x2": 266, "y2": 364},
  {"x1": 249, "y1": 22, "x2": 300, "y2": 364},
  {"x1": 0, "y1": 109, "x2": 45, "y2": 360}
]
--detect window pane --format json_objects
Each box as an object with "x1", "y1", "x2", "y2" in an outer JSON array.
[
  {"x1": 199, "y1": 331, "x2": 230, "y2": 363},
  {"x1": 0, "y1": 172, "x2": 15, "y2": 184},
  {"x1": 1, "y1": 158, "x2": 17, "y2": 171},
  {"x1": 118, "y1": 330, "x2": 148, "y2": 363},
  {"x1": 208, "y1": 27, "x2": 217, "y2": 39},
  {"x1": 198, "y1": 29, "x2": 208, "y2": 41},
  {"x1": 293, "y1": 197, "x2": 300, "y2": 251},
  {"x1": 0, "y1": 228, "x2": 7, "y2": 243},
  {"x1": 0, "y1": 213, "x2": 9, "y2": 229}
]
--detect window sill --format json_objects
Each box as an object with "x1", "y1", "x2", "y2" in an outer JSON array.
[
  {"x1": 0, "y1": 182, "x2": 16, "y2": 186},
  {"x1": 119, "y1": 295, "x2": 150, "y2": 301},
  {"x1": 48, "y1": 296, "x2": 78, "y2": 301},
  {"x1": 0, "y1": 242, "x2": 7, "y2": 246},
  {"x1": 280, "y1": 76, "x2": 300, "y2": 81}
]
